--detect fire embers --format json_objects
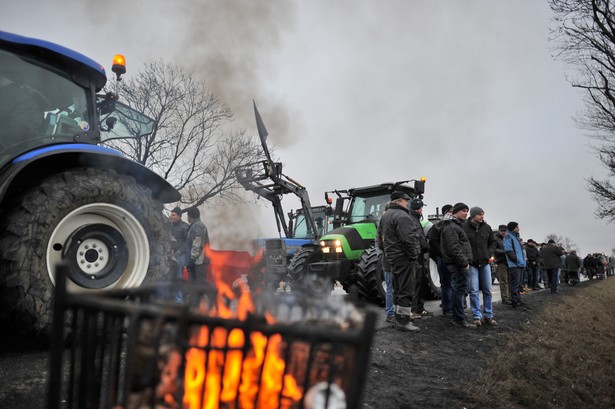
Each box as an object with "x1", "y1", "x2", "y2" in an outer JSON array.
[{"x1": 49, "y1": 252, "x2": 375, "y2": 409}]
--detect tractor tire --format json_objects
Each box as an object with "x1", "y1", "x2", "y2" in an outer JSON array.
[
  {"x1": 355, "y1": 245, "x2": 386, "y2": 306},
  {"x1": 0, "y1": 167, "x2": 170, "y2": 337},
  {"x1": 286, "y1": 247, "x2": 332, "y2": 297},
  {"x1": 425, "y1": 255, "x2": 442, "y2": 300}
]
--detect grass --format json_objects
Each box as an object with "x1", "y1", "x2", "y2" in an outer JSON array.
[{"x1": 460, "y1": 278, "x2": 615, "y2": 409}]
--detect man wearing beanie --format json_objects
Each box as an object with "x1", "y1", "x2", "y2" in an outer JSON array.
[
  {"x1": 439, "y1": 202, "x2": 476, "y2": 328},
  {"x1": 380, "y1": 191, "x2": 422, "y2": 332},
  {"x1": 493, "y1": 225, "x2": 512, "y2": 305},
  {"x1": 427, "y1": 203, "x2": 454, "y2": 316},
  {"x1": 409, "y1": 198, "x2": 433, "y2": 319},
  {"x1": 503, "y1": 222, "x2": 528, "y2": 309},
  {"x1": 462, "y1": 207, "x2": 498, "y2": 326}
]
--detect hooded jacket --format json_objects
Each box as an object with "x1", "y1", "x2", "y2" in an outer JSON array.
[
  {"x1": 503, "y1": 230, "x2": 526, "y2": 268},
  {"x1": 439, "y1": 217, "x2": 472, "y2": 268},
  {"x1": 462, "y1": 219, "x2": 496, "y2": 268}
]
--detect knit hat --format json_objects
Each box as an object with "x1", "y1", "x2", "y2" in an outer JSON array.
[
  {"x1": 452, "y1": 202, "x2": 469, "y2": 214},
  {"x1": 507, "y1": 221, "x2": 518, "y2": 231},
  {"x1": 469, "y1": 206, "x2": 484, "y2": 219},
  {"x1": 410, "y1": 198, "x2": 425, "y2": 210},
  {"x1": 441, "y1": 204, "x2": 453, "y2": 215},
  {"x1": 498, "y1": 224, "x2": 507, "y2": 231}
]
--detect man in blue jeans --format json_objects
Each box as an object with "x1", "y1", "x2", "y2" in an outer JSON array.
[
  {"x1": 439, "y1": 202, "x2": 476, "y2": 329},
  {"x1": 462, "y1": 206, "x2": 498, "y2": 326},
  {"x1": 503, "y1": 222, "x2": 528, "y2": 309},
  {"x1": 427, "y1": 204, "x2": 453, "y2": 317}
]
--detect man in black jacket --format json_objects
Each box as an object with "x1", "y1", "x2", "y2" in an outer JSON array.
[
  {"x1": 380, "y1": 191, "x2": 422, "y2": 332},
  {"x1": 440, "y1": 202, "x2": 476, "y2": 328},
  {"x1": 525, "y1": 239, "x2": 541, "y2": 290},
  {"x1": 462, "y1": 207, "x2": 498, "y2": 326}
]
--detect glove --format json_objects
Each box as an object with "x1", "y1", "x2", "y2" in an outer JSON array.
[{"x1": 186, "y1": 258, "x2": 196, "y2": 269}]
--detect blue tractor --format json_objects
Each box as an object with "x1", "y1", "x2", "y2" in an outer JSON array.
[{"x1": 0, "y1": 31, "x2": 180, "y2": 336}]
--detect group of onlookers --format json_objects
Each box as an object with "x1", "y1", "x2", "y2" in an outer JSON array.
[{"x1": 377, "y1": 191, "x2": 611, "y2": 332}]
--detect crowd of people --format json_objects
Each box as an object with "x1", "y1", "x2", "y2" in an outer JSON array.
[{"x1": 376, "y1": 191, "x2": 611, "y2": 332}]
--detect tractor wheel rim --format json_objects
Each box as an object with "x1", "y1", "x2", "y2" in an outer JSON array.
[{"x1": 47, "y1": 203, "x2": 150, "y2": 291}]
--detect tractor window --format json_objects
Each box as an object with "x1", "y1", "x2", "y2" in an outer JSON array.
[
  {"x1": 0, "y1": 48, "x2": 92, "y2": 163},
  {"x1": 293, "y1": 209, "x2": 328, "y2": 239},
  {"x1": 349, "y1": 193, "x2": 390, "y2": 223},
  {"x1": 97, "y1": 97, "x2": 155, "y2": 141}
]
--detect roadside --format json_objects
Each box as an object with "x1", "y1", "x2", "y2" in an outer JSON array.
[{"x1": 361, "y1": 276, "x2": 614, "y2": 409}]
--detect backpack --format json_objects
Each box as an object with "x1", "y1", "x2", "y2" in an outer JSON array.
[{"x1": 427, "y1": 219, "x2": 450, "y2": 261}]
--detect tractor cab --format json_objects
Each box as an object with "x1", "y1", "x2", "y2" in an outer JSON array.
[{"x1": 0, "y1": 31, "x2": 154, "y2": 169}]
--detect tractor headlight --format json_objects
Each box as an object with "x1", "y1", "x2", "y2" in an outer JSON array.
[{"x1": 320, "y1": 239, "x2": 343, "y2": 254}]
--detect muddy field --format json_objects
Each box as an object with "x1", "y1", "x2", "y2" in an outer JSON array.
[{"x1": 361, "y1": 278, "x2": 615, "y2": 409}]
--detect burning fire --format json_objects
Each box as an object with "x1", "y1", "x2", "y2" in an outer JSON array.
[{"x1": 177, "y1": 246, "x2": 303, "y2": 409}]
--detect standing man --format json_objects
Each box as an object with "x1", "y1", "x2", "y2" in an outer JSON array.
[
  {"x1": 440, "y1": 202, "x2": 476, "y2": 328},
  {"x1": 525, "y1": 239, "x2": 541, "y2": 290},
  {"x1": 493, "y1": 225, "x2": 511, "y2": 305},
  {"x1": 380, "y1": 191, "x2": 422, "y2": 332},
  {"x1": 185, "y1": 207, "x2": 211, "y2": 285},
  {"x1": 409, "y1": 198, "x2": 433, "y2": 319},
  {"x1": 169, "y1": 207, "x2": 189, "y2": 279},
  {"x1": 540, "y1": 239, "x2": 564, "y2": 294},
  {"x1": 565, "y1": 250, "x2": 583, "y2": 286},
  {"x1": 376, "y1": 203, "x2": 395, "y2": 323},
  {"x1": 427, "y1": 204, "x2": 454, "y2": 317},
  {"x1": 503, "y1": 222, "x2": 527, "y2": 309},
  {"x1": 462, "y1": 206, "x2": 498, "y2": 326}
]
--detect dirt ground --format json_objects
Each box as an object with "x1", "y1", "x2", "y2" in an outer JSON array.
[{"x1": 361, "y1": 277, "x2": 615, "y2": 409}]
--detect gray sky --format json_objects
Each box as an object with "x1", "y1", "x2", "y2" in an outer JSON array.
[{"x1": 3, "y1": 0, "x2": 614, "y2": 255}]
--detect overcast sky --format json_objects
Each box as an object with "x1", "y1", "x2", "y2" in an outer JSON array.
[{"x1": 2, "y1": 0, "x2": 614, "y2": 255}]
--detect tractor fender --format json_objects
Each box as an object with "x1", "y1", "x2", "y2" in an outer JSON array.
[{"x1": 0, "y1": 144, "x2": 180, "y2": 204}]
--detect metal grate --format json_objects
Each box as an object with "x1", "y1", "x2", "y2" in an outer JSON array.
[{"x1": 48, "y1": 264, "x2": 376, "y2": 409}]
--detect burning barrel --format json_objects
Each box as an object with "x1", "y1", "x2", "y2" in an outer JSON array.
[{"x1": 48, "y1": 254, "x2": 376, "y2": 409}]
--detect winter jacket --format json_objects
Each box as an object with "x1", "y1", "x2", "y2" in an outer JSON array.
[
  {"x1": 170, "y1": 220, "x2": 189, "y2": 255},
  {"x1": 525, "y1": 244, "x2": 540, "y2": 266},
  {"x1": 462, "y1": 220, "x2": 496, "y2": 268},
  {"x1": 380, "y1": 203, "x2": 421, "y2": 266},
  {"x1": 439, "y1": 217, "x2": 472, "y2": 268},
  {"x1": 565, "y1": 253, "x2": 582, "y2": 272},
  {"x1": 376, "y1": 217, "x2": 391, "y2": 271},
  {"x1": 503, "y1": 231, "x2": 526, "y2": 268},
  {"x1": 186, "y1": 218, "x2": 209, "y2": 265},
  {"x1": 540, "y1": 243, "x2": 563, "y2": 269},
  {"x1": 493, "y1": 232, "x2": 507, "y2": 264}
]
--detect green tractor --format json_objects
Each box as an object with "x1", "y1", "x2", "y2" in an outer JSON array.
[{"x1": 287, "y1": 179, "x2": 432, "y2": 305}]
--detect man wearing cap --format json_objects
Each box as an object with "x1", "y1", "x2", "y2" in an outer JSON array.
[
  {"x1": 493, "y1": 225, "x2": 511, "y2": 304},
  {"x1": 439, "y1": 202, "x2": 476, "y2": 328},
  {"x1": 380, "y1": 191, "x2": 422, "y2": 331},
  {"x1": 427, "y1": 204, "x2": 454, "y2": 317},
  {"x1": 540, "y1": 239, "x2": 564, "y2": 294},
  {"x1": 462, "y1": 207, "x2": 498, "y2": 326},
  {"x1": 409, "y1": 198, "x2": 433, "y2": 319},
  {"x1": 525, "y1": 239, "x2": 541, "y2": 290},
  {"x1": 503, "y1": 222, "x2": 527, "y2": 308},
  {"x1": 169, "y1": 207, "x2": 189, "y2": 279}
]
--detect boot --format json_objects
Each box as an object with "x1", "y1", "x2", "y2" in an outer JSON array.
[{"x1": 395, "y1": 313, "x2": 419, "y2": 331}]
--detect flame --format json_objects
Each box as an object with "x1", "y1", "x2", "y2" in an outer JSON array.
[{"x1": 180, "y1": 246, "x2": 303, "y2": 409}]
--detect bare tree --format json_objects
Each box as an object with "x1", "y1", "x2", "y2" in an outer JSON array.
[
  {"x1": 103, "y1": 60, "x2": 262, "y2": 207},
  {"x1": 549, "y1": 0, "x2": 615, "y2": 221}
]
